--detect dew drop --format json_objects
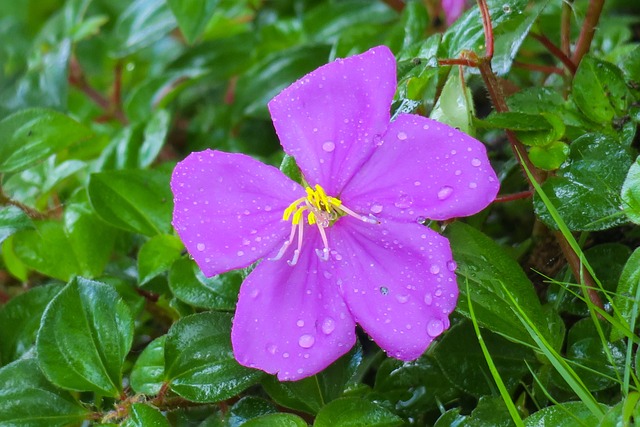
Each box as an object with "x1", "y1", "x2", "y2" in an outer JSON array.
[
  {"x1": 424, "y1": 292, "x2": 433, "y2": 305},
  {"x1": 454, "y1": 169, "x2": 462, "y2": 176},
  {"x1": 250, "y1": 289, "x2": 260, "y2": 298},
  {"x1": 237, "y1": 250, "x2": 244, "y2": 256},
  {"x1": 437, "y1": 185, "x2": 453, "y2": 200},
  {"x1": 394, "y1": 194, "x2": 413, "y2": 209},
  {"x1": 423, "y1": 124, "x2": 430, "y2": 130},
  {"x1": 396, "y1": 294, "x2": 409, "y2": 304},
  {"x1": 371, "y1": 203, "x2": 383, "y2": 214},
  {"x1": 447, "y1": 260, "x2": 457, "y2": 271},
  {"x1": 430, "y1": 264, "x2": 440, "y2": 275},
  {"x1": 414, "y1": 181, "x2": 421, "y2": 186},
  {"x1": 502, "y1": 4, "x2": 511, "y2": 13},
  {"x1": 299, "y1": 334, "x2": 315, "y2": 348},
  {"x1": 267, "y1": 344, "x2": 277, "y2": 355},
  {"x1": 397, "y1": 131, "x2": 408, "y2": 140},
  {"x1": 427, "y1": 319, "x2": 444, "y2": 336},
  {"x1": 296, "y1": 319, "x2": 305, "y2": 327},
  {"x1": 380, "y1": 286, "x2": 389, "y2": 295},
  {"x1": 471, "y1": 158, "x2": 481, "y2": 167},
  {"x1": 468, "y1": 182, "x2": 477, "y2": 189},
  {"x1": 321, "y1": 317, "x2": 336, "y2": 335},
  {"x1": 196, "y1": 243, "x2": 205, "y2": 251},
  {"x1": 297, "y1": 368, "x2": 304, "y2": 374},
  {"x1": 323, "y1": 271, "x2": 332, "y2": 279},
  {"x1": 322, "y1": 141, "x2": 335, "y2": 152},
  {"x1": 283, "y1": 352, "x2": 290, "y2": 358}
]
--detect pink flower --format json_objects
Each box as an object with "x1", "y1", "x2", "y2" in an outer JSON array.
[
  {"x1": 442, "y1": 0, "x2": 468, "y2": 26},
  {"x1": 171, "y1": 46, "x2": 499, "y2": 381}
]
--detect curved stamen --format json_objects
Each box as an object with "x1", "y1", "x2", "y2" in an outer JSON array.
[
  {"x1": 336, "y1": 204, "x2": 380, "y2": 224},
  {"x1": 287, "y1": 220, "x2": 304, "y2": 266}
]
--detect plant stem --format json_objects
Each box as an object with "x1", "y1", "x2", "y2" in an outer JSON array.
[
  {"x1": 571, "y1": 0, "x2": 605, "y2": 65},
  {"x1": 561, "y1": 0, "x2": 573, "y2": 56},
  {"x1": 531, "y1": 33, "x2": 577, "y2": 75},
  {"x1": 0, "y1": 190, "x2": 46, "y2": 219},
  {"x1": 494, "y1": 190, "x2": 533, "y2": 203}
]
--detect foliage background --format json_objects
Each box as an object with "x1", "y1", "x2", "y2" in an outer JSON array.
[{"x1": 1, "y1": 0, "x2": 640, "y2": 425}]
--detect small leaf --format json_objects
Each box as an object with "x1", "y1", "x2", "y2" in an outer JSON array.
[
  {"x1": 138, "y1": 234, "x2": 184, "y2": 285},
  {"x1": 228, "y1": 396, "x2": 277, "y2": 426},
  {"x1": 166, "y1": 0, "x2": 218, "y2": 44},
  {"x1": 430, "y1": 68, "x2": 475, "y2": 135},
  {"x1": 0, "y1": 358, "x2": 89, "y2": 427},
  {"x1": 572, "y1": 55, "x2": 631, "y2": 124},
  {"x1": 140, "y1": 109, "x2": 171, "y2": 168},
  {"x1": 164, "y1": 312, "x2": 263, "y2": 402},
  {"x1": 242, "y1": 413, "x2": 308, "y2": 427},
  {"x1": 621, "y1": 155, "x2": 640, "y2": 224},
  {"x1": 445, "y1": 222, "x2": 556, "y2": 347},
  {"x1": 534, "y1": 133, "x2": 633, "y2": 231},
  {"x1": 130, "y1": 336, "x2": 166, "y2": 395},
  {"x1": 523, "y1": 401, "x2": 608, "y2": 426},
  {"x1": 36, "y1": 278, "x2": 134, "y2": 396},
  {"x1": 112, "y1": 0, "x2": 177, "y2": 57},
  {"x1": 0, "y1": 206, "x2": 33, "y2": 245},
  {"x1": 611, "y1": 248, "x2": 640, "y2": 342},
  {"x1": 434, "y1": 396, "x2": 514, "y2": 427},
  {"x1": 122, "y1": 403, "x2": 170, "y2": 427},
  {"x1": 0, "y1": 284, "x2": 62, "y2": 365},
  {"x1": 0, "y1": 108, "x2": 93, "y2": 173},
  {"x1": 88, "y1": 169, "x2": 173, "y2": 236},
  {"x1": 168, "y1": 257, "x2": 240, "y2": 310},
  {"x1": 313, "y1": 397, "x2": 403, "y2": 427},
  {"x1": 529, "y1": 141, "x2": 570, "y2": 171}
]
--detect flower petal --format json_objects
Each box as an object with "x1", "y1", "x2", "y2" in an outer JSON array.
[
  {"x1": 330, "y1": 217, "x2": 458, "y2": 360},
  {"x1": 171, "y1": 150, "x2": 304, "y2": 276},
  {"x1": 341, "y1": 114, "x2": 499, "y2": 222},
  {"x1": 268, "y1": 45, "x2": 396, "y2": 195},
  {"x1": 232, "y1": 228, "x2": 356, "y2": 381}
]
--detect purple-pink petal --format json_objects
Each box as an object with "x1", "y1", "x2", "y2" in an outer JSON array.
[
  {"x1": 330, "y1": 217, "x2": 458, "y2": 360},
  {"x1": 268, "y1": 46, "x2": 396, "y2": 196},
  {"x1": 171, "y1": 150, "x2": 304, "y2": 277},
  {"x1": 442, "y1": 0, "x2": 467, "y2": 26},
  {"x1": 341, "y1": 114, "x2": 499, "y2": 223},
  {"x1": 231, "y1": 228, "x2": 356, "y2": 381}
]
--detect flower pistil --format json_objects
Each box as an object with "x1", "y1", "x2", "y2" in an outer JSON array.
[{"x1": 272, "y1": 183, "x2": 377, "y2": 265}]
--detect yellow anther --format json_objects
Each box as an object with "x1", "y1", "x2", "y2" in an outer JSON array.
[
  {"x1": 314, "y1": 184, "x2": 331, "y2": 212},
  {"x1": 308, "y1": 212, "x2": 316, "y2": 225},
  {"x1": 328, "y1": 197, "x2": 342, "y2": 207},
  {"x1": 292, "y1": 206, "x2": 306, "y2": 225}
]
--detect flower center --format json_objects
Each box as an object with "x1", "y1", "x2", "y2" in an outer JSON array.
[{"x1": 270, "y1": 184, "x2": 378, "y2": 266}]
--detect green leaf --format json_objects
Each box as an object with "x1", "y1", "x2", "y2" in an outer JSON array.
[
  {"x1": 444, "y1": 222, "x2": 555, "y2": 347},
  {"x1": 123, "y1": 403, "x2": 170, "y2": 427},
  {"x1": 130, "y1": 336, "x2": 166, "y2": 395},
  {"x1": 0, "y1": 358, "x2": 89, "y2": 426},
  {"x1": 432, "y1": 321, "x2": 536, "y2": 397},
  {"x1": 138, "y1": 234, "x2": 184, "y2": 285},
  {"x1": 280, "y1": 154, "x2": 302, "y2": 184},
  {"x1": 112, "y1": 0, "x2": 177, "y2": 57},
  {"x1": 534, "y1": 133, "x2": 633, "y2": 231},
  {"x1": 262, "y1": 347, "x2": 362, "y2": 415},
  {"x1": 621, "y1": 155, "x2": 640, "y2": 224},
  {"x1": 235, "y1": 44, "x2": 332, "y2": 119},
  {"x1": 529, "y1": 141, "x2": 570, "y2": 171},
  {"x1": 523, "y1": 401, "x2": 608, "y2": 426},
  {"x1": 36, "y1": 277, "x2": 134, "y2": 396},
  {"x1": 228, "y1": 396, "x2": 277, "y2": 426},
  {"x1": 434, "y1": 396, "x2": 514, "y2": 427},
  {"x1": 88, "y1": 169, "x2": 173, "y2": 236},
  {"x1": 430, "y1": 68, "x2": 475, "y2": 135},
  {"x1": 12, "y1": 196, "x2": 115, "y2": 280},
  {"x1": 242, "y1": 413, "x2": 308, "y2": 427},
  {"x1": 168, "y1": 257, "x2": 241, "y2": 310},
  {"x1": 166, "y1": 0, "x2": 218, "y2": 44},
  {"x1": 0, "y1": 284, "x2": 62, "y2": 365},
  {"x1": 0, "y1": 108, "x2": 93, "y2": 173},
  {"x1": 164, "y1": 312, "x2": 263, "y2": 402},
  {"x1": 140, "y1": 109, "x2": 171, "y2": 168},
  {"x1": 611, "y1": 248, "x2": 640, "y2": 342},
  {"x1": 572, "y1": 55, "x2": 631, "y2": 124},
  {"x1": 313, "y1": 397, "x2": 403, "y2": 427},
  {"x1": 0, "y1": 206, "x2": 33, "y2": 245},
  {"x1": 374, "y1": 355, "x2": 459, "y2": 418}
]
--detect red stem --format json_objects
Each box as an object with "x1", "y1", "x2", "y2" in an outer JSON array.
[
  {"x1": 571, "y1": 0, "x2": 605, "y2": 65},
  {"x1": 531, "y1": 33, "x2": 577, "y2": 75},
  {"x1": 477, "y1": 0, "x2": 494, "y2": 59},
  {"x1": 438, "y1": 57, "x2": 479, "y2": 67},
  {"x1": 494, "y1": 190, "x2": 533, "y2": 203},
  {"x1": 513, "y1": 61, "x2": 564, "y2": 76}
]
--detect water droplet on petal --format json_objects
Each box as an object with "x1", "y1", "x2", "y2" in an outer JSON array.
[
  {"x1": 427, "y1": 319, "x2": 444, "y2": 336},
  {"x1": 321, "y1": 317, "x2": 336, "y2": 335},
  {"x1": 250, "y1": 289, "x2": 260, "y2": 298},
  {"x1": 299, "y1": 334, "x2": 315, "y2": 348},
  {"x1": 414, "y1": 181, "x2": 421, "y2": 186},
  {"x1": 471, "y1": 158, "x2": 481, "y2": 167},
  {"x1": 283, "y1": 352, "x2": 290, "y2": 358},
  {"x1": 394, "y1": 194, "x2": 413, "y2": 209},
  {"x1": 371, "y1": 203, "x2": 383, "y2": 214},
  {"x1": 297, "y1": 368, "x2": 304, "y2": 374},
  {"x1": 380, "y1": 286, "x2": 389, "y2": 295},
  {"x1": 296, "y1": 319, "x2": 304, "y2": 327},
  {"x1": 447, "y1": 260, "x2": 457, "y2": 271},
  {"x1": 196, "y1": 243, "x2": 205, "y2": 251},
  {"x1": 424, "y1": 293, "x2": 433, "y2": 305},
  {"x1": 322, "y1": 141, "x2": 335, "y2": 152},
  {"x1": 437, "y1": 186, "x2": 453, "y2": 200},
  {"x1": 469, "y1": 182, "x2": 477, "y2": 189},
  {"x1": 267, "y1": 344, "x2": 277, "y2": 354},
  {"x1": 430, "y1": 264, "x2": 440, "y2": 274},
  {"x1": 396, "y1": 294, "x2": 409, "y2": 304},
  {"x1": 237, "y1": 250, "x2": 244, "y2": 256},
  {"x1": 397, "y1": 131, "x2": 408, "y2": 140},
  {"x1": 423, "y1": 124, "x2": 430, "y2": 130}
]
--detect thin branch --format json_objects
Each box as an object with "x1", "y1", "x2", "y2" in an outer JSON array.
[
  {"x1": 477, "y1": 0, "x2": 494, "y2": 58},
  {"x1": 0, "y1": 191, "x2": 47, "y2": 220},
  {"x1": 513, "y1": 61, "x2": 564, "y2": 75},
  {"x1": 571, "y1": 0, "x2": 605, "y2": 65},
  {"x1": 438, "y1": 57, "x2": 480, "y2": 67},
  {"x1": 561, "y1": 0, "x2": 573, "y2": 56},
  {"x1": 531, "y1": 33, "x2": 577, "y2": 75},
  {"x1": 494, "y1": 190, "x2": 533, "y2": 203}
]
